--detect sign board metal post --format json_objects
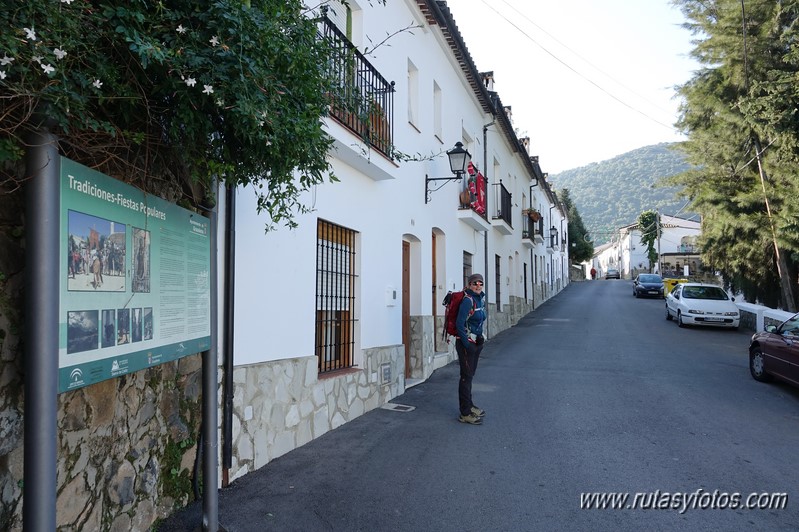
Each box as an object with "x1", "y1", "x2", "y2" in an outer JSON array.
[
  {"x1": 203, "y1": 208, "x2": 219, "y2": 531},
  {"x1": 24, "y1": 130, "x2": 60, "y2": 531}
]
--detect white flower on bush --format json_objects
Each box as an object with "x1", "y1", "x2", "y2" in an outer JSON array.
[
  {"x1": 41, "y1": 63, "x2": 54, "y2": 75},
  {"x1": 0, "y1": 55, "x2": 13, "y2": 66},
  {"x1": 203, "y1": 85, "x2": 214, "y2": 94},
  {"x1": 93, "y1": 79, "x2": 102, "y2": 89},
  {"x1": 24, "y1": 28, "x2": 37, "y2": 41},
  {"x1": 54, "y1": 49, "x2": 67, "y2": 60},
  {"x1": 185, "y1": 77, "x2": 196, "y2": 87}
]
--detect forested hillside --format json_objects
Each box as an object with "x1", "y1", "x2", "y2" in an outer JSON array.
[{"x1": 548, "y1": 143, "x2": 692, "y2": 245}]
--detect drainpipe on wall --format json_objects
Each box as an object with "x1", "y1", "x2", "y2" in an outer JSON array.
[
  {"x1": 529, "y1": 182, "x2": 538, "y2": 308},
  {"x1": 222, "y1": 183, "x2": 236, "y2": 487},
  {"x1": 483, "y1": 120, "x2": 493, "y2": 337}
]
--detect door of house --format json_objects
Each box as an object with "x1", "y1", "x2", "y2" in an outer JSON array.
[
  {"x1": 402, "y1": 241, "x2": 411, "y2": 378},
  {"x1": 432, "y1": 232, "x2": 437, "y2": 339}
]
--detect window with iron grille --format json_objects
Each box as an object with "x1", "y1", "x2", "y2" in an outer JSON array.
[
  {"x1": 462, "y1": 251, "x2": 473, "y2": 288},
  {"x1": 524, "y1": 263, "x2": 528, "y2": 300},
  {"x1": 315, "y1": 220, "x2": 358, "y2": 373},
  {"x1": 495, "y1": 255, "x2": 502, "y2": 308}
]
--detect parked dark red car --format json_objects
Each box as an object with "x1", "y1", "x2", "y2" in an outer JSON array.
[{"x1": 749, "y1": 313, "x2": 799, "y2": 387}]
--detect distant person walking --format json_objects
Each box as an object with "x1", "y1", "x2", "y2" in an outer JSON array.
[
  {"x1": 456, "y1": 273, "x2": 487, "y2": 425},
  {"x1": 590, "y1": 267, "x2": 596, "y2": 280}
]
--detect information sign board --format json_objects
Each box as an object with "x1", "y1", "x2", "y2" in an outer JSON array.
[{"x1": 58, "y1": 157, "x2": 211, "y2": 393}]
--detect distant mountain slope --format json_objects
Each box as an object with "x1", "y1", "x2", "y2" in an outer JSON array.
[{"x1": 548, "y1": 143, "x2": 692, "y2": 246}]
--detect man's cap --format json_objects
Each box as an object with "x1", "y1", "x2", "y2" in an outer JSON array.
[{"x1": 468, "y1": 273, "x2": 483, "y2": 284}]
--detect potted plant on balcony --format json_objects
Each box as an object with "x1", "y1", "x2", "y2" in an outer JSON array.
[
  {"x1": 523, "y1": 209, "x2": 541, "y2": 222},
  {"x1": 459, "y1": 189, "x2": 473, "y2": 207}
]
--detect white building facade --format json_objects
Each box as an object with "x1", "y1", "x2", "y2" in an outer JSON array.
[
  {"x1": 216, "y1": 0, "x2": 569, "y2": 483},
  {"x1": 591, "y1": 214, "x2": 700, "y2": 279}
]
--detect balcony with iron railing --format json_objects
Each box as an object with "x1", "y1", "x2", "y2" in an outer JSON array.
[
  {"x1": 318, "y1": 14, "x2": 395, "y2": 158},
  {"x1": 548, "y1": 232, "x2": 560, "y2": 252},
  {"x1": 456, "y1": 174, "x2": 491, "y2": 231},
  {"x1": 521, "y1": 215, "x2": 535, "y2": 248},
  {"x1": 521, "y1": 211, "x2": 544, "y2": 247},
  {"x1": 491, "y1": 182, "x2": 513, "y2": 235}
]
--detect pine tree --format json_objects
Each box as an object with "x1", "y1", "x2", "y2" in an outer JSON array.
[
  {"x1": 671, "y1": 0, "x2": 799, "y2": 310},
  {"x1": 637, "y1": 210, "x2": 659, "y2": 271},
  {"x1": 558, "y1": 188, "x2": 593, "y2": 264}
]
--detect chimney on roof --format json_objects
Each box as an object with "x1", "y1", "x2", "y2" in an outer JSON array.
[
  {"x1": 530, "y1": 155, "x2": 539, "y2": 164},
  {"x1": 504, "y1": 105, "x2": 512, "y2": 124},
  {"x1": 481, "y1": 71, "x2": 494, "y2": 91},
  {"x1": 520, "y1": 137, "x2": 530, "y2": 152}
]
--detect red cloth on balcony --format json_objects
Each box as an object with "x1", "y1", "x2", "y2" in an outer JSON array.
[{"x1": 467, "y1": 162, "x2": 486, "y2": 215}]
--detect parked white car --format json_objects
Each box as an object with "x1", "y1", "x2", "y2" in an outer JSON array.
[{"x1": 665, "y1": 283, "x2": 740, "y2": 330}]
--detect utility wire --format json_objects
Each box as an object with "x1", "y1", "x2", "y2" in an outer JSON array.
[
  {"x1": 495, "y1": 0, "x2": 677, "y2": 117},
  {"x1": 475, "y1": 0, "x2": 678, "y2": 132}
]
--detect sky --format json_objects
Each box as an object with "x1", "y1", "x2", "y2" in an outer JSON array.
[{"x1": 444, "y1": 0, "x2": 700, "y2": 174}]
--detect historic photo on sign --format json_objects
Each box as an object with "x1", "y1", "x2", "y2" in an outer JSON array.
[{"x1": 67, "y1": 210, "x2": 127, "y2": 292}]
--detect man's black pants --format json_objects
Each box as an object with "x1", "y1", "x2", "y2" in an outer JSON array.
[{"x1": 455, "y1": 339, "x2": 483, "y2": 416}]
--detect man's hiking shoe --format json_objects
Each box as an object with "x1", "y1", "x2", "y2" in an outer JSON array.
[
  {"x1": 458, "y1": 413, "x2": 483, "y2": 425},
  {"x1": 471, "y1": 406, "x2": 486, "y2": 418}
]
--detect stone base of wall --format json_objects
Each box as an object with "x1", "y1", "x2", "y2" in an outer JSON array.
[
  {"x1": 411, "y1": 315, "x2": 458, "y2": 381},
  {"x1": 229, "y1": 345, "x2": 403, "y2": 482},
  {"x1": 488, "y1": 295, "x2": 533, "y2": 335}
]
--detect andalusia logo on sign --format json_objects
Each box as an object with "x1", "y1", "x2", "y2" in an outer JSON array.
[{"x1": 69, "y1": 367, "x2": 84, "y2": 388}]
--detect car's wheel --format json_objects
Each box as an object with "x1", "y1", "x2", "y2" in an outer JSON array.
[
  {"x1": 749, "y1": 347, "x2": 772, "y2": 382},
  {"x1": 677, "y1": 311, "x2": 686, "y2": 328},
  {"x1": 665, "y1": 305, "x2": 672, "y2": 320}
]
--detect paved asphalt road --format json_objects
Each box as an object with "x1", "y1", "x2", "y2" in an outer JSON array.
[{"x1": 159, "y1": 280, "x2": 799, "y2": 531}]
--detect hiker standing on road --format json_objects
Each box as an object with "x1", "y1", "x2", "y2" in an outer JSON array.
[{"x1": 456, "y1": 273, "x2": 487, "y2": 425}]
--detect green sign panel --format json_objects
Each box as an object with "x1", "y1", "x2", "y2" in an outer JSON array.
[{"x1": 58, "y1": 157, "x2": 211, "y2": 393}]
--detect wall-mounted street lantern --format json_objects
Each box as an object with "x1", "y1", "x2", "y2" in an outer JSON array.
[
  {"x1": 549, "y1": 226, "x2": 558, "y2": 247},
  {"x1": 425, "y1": 142, "x2": 471, "y2": 204}
]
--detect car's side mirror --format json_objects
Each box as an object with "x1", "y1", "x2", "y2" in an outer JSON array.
[{"x1": 765, "y1": 324, "x2": 777, "y2": 333}]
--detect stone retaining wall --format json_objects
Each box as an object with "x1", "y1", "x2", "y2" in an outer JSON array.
[{"x1": 2, "y1": 355, "x2": 204, "y2": 531}]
